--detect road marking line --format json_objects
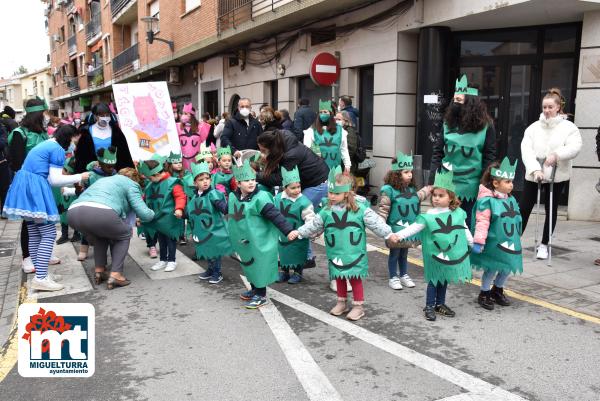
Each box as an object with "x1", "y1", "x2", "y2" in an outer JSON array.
[
  {"x1": 240, "y1": 276, "x2": 343, "y2": 401},
  {"x1": 434, "y1": 393, "x2": 515, "y2": 401},
  {"x1": 369, "y1": 244, "x2": 600, "y2": 325},
  {"x1": 269, "y1": 288, "x2": 526, "y2": 401}
]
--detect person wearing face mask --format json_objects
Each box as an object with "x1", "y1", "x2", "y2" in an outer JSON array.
[
  {"x1": 221, "y1": 97, "x2": 263, "y2": 158},
  {"x1": 303, "y1": 100, "x2": 351, "y2": 173},
  {"x1": 74, "y1": 102, "x2": 133, "y2": 174},
  {"x1": 428, "y1": 75, "x2": 497, "y2": 224},
  {"x1": 520, "y1": 88, "x2": 581, "y2": 260}
]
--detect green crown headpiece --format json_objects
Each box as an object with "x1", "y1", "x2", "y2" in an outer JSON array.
[
  {"x1": 191, "y1": 162, "x2": 211, "y2": 179},
  {"x1": 327, "y1": 166, "x2": 351, "y2": 193},
  {"x1": 217, "y1": 146, "x2": 232, "y2": 159},
  {"x1": 433, "y1": 170, "x2": 456, "y2": 193},
  {"x1": 454, "y1": 74, "x2": 479, "y2": 97},
  {"x1": 138, "y1": 154, "x2": 166, "y2": 177},
  {"x1": 491, "y1": 157, "x2": 518, "y2": 180},
  {"x1": 233, "y1": 159, "x2": 256, "y2": 182},
  {"x1": 98, "y1": 147, "x2": 117, "y2": 165},
  {"x1": 25, "y1": 97, "x2": 49, "y2": 113},
  {"x1": 166, "y1": 151, "x2": 182, "y2": 164},
  {"x1": 392, "y1": 151, "x2": 413, "y2": 171},
  {"x1": 281, "y1": 166, "x2": 301, "y2": 187},
  {"x1": 319, "y1": 99, "x2": 332, "y2": 112},
  {"x1": 64, "y1": 157, "x2": 75, "y2": 174},
  {"x1": 195, "y1": 143, "x2": 213, "y2": 162}
]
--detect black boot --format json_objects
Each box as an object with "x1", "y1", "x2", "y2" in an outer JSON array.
[
  {"x1": 70, "y1": 231, "x2": 82, "y2": 242},
  {"x1": 56, "y1": 234, "x2": 69, "y2": 245},
  {"x1": 491, "y1": 286, "x2": 510, "y2": 306},
  {"x1": 478, "y1": 291, "x2": 495, "y2": 310}
]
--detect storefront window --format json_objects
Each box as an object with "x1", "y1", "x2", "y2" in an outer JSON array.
[
  {"x1": 460, "y1": 31, "x2": 537, "y2": 57},
  {"x1": 541, "y1": 58, "x2": 575, "y2": 112},
  {"x1": 544, "y1": 25, "x2": 577, "y2": 54}
]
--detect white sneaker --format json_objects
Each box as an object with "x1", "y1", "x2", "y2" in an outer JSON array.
[
  {"x1": 536, "y1": 244, "x2": 548, "y2": 260},
  {"x1": 48, "y1": 273, "x2": 62, "y2": 281},
  {"x1": 400, "y1": 274, "x2": 415, "y2": 288},
  {"x1": 165, "y1": 262, "x2": 177, "y2": 272},
  {"x1": 31, "y1": 276, "x2": 64, "y2": 291},
  {"x1": 150, "y1": 261, "x2": 167, "y2": 271},
  {"x1": 22, "y1": 257, "x2": 35, "y2": 274},
  {"x1": 389, "y1": 276, "x2": 403, "y2": 290},
  {"x1": 48, "y1": 255, "x2": 61, "y2": 265}
]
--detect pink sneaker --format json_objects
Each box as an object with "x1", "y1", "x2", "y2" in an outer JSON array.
[{"x1": 149, "y1": 246, "x2": 158, "y2": 259}]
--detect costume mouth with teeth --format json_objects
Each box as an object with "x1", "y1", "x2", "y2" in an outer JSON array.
[{"x1": 381, "y1": 185, "x2": 421, "y2": 244}]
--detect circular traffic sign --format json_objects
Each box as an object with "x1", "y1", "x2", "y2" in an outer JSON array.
[{"x1": 310, "y1": 52, "x2": 340, "y2": 86}]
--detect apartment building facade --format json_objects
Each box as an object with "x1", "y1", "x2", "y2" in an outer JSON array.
[
  {"x1": 0, "y1": 67, "x2": 53, "y2": 119},
  {"x1": 44, "y1": 0, "x2": 600, "y2": 220}
]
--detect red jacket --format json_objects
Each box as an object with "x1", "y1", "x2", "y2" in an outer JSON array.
[{"x1": 159, "y1": 172, "x2": 187, "y2": 211}]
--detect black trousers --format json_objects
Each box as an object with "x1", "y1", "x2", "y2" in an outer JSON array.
[
  {"x1": 0, "y1": 162, "x2": 10, "y2": 213},
  {"x1": 520, "y1": 180, "x2": 567, "y2": 245}
]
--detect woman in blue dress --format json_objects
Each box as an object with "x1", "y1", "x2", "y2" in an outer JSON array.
[{"x1": 3, "y1": 125, "x2": 89, "y2": 291}]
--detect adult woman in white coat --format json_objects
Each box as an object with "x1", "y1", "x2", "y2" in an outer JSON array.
[{"x1": 520, "y1": 88, "x2": 582, "y2": 259}]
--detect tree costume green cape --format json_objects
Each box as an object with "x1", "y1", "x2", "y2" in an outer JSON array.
[
  {"x1": 187, "y1": 189, "x2": 232, "y2": 260},
  {"x1": 227, "y1": 190, "x2": 280, "y2": 288},
  {"x1": 8, "y1": 127, "x2": 48, "y2": 155},
  {"x1": 441, "y1": 123, "x2": 487, "y2": 201},
  {"x1": 143, "y1": 176, "x2": 184, "y2": 240},
  {"x1": 52, "y1": 187, "x2": 76, "y2": 225},
  {"x1": 470, "y1": 196, "x2": 523, "y2": 275},
  {"x1": 275, "y1": 193, "x2": 311, "y2": 268},
  {"x1": 381, "y1": 185, "x2": 421, "y2": 243},
  {"x1": 416, "y1": 208, "x2": 472, "y2": 285},
  {"x1": 212, "y1": 170, "x2": 234, "y2": 193},
  {"x1": 313, "y1": 124, "x2": 343, "y2": 169}
]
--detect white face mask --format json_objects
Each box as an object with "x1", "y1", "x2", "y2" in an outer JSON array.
[
  {"x1": 97, "y1": 116, "x2": 111, "y2": 127},
  {"x1": 239, "y1": 107, "x2": 251, "y2": 118},
  {"x1": 43, "y1": 116, "x2": 51, "y2": 128}
]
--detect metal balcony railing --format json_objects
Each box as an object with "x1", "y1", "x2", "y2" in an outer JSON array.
[
  {"x1": 87, "y1": 65, "x2": 104, "y2": 88},
  {"x1": 85, "y1": 12, "x2": 102, "y2": 42},
  {"x1": 112, "y1": 43, "x2": 139, "y2": 76},
  {"x1": 67, "y1": 34, "x2": 77, "y2": 56},
  {"x1": 111, "y1": 0, "x2": 134, "y2": 19},
  {"x1": 66, "y1": 76, "x2": 79, "y2": 93},
  {"x1": 217, "y1": 0, "x2": 293, "y2": 34}
]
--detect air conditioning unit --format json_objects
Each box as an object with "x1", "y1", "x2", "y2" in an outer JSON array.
[{"x1": 52, "y1": 34, "x2": 60, "y2": 42}]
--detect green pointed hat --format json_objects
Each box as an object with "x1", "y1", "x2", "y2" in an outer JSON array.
[
  {"x1": 195, "y1": 143, "x2": 213, "y2": 162},
  {"x1": 491, "y1": 157, "x2": 518, "y2": 180},
  {"x1": 64, "y1": 157, "x2": 75, "y2": 174},
  {"x1": 392, "y1": 151, "x2": 413, "y2": 171},
  {"x1": 433, "y1": 170, "x2": 456, "y2": 193},
  {"x1": 454, "y1": 74, "x2": 479, "y2": 96},
  {"x1": 138, "y1": 154, "x2": 165, "y2": 177},
  {"x1": 327, "y1": 166, "x2": 351, "y2": 193},
  {"x1": 191, "y1": 162, "x2": 211, "y2": 179},
  {"x1": 166, "y1": 151, "x2": 182, "y2": 164},
  {"x1": 217, "y1": 146, "x2": 232, "y2": 159},
  {"x1": 98, "y1": 147, "x2": 117, "y2": 165},
  {"x1": 318, "y1": 99, "x2": 332, "y2": 112},
  {"x1": 233, "y1": 159, "x2": 256, "y2": 182},
  {"x1": 281, "y1": 166, "x2": 301, "y2": 187}
]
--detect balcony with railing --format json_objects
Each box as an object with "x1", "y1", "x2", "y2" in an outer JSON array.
[
  {"x1": 111, "y1": 0, "x2": 137, "y2": 24},
  {"x1": 112, "y1": 43, "x2": 139, "y2": 77},
  {"x1": 87, "y1": 65, "x2": 104, "y2": 88},
  {"x1": 66, "y1": 76, "x2": 80, "y2": 94},
  {"x1": 86, "y1": 12, "x2": 102, "y2": 44},
  {"x1": 67, "y1": 34, "x2": 77, "y2": 56},
  {"x1": 217, "y1": 0, "x2": 296, "y2": 34}
]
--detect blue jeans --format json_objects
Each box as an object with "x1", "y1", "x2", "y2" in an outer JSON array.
[
  {"x1": 426, "y1": 281, "x2": 448, "y2": 307},
  {"x1": 208, "y1": 257, "x2": 222, "y2": 275},
  {"x1": 302, "y1": 181, "x2": 328, "y2": 259},
  {"x1": 157, "y1": 233, "x2": 177, "y2": 262},
  {"x1": 388, "y1": 248, "x2": 408, "y2": 278},
  {"x1": 481, "y1": 270, "x2": 510, "y2": 291}
]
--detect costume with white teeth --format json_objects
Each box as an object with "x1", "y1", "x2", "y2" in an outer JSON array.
[{"x1": 380, "y1": 184, "x2": 422, "y2": 246}]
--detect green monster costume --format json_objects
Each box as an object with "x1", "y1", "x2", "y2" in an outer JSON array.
[
  {"x1": 212, "y1": 146, "x2": 234, "y2": 193},
  {"x1": 8, "y1": 98, "x2": 49, "y2": 155},
  {"x1": 139, "y1": 154, "x2": 184, "y2": 240},
  {"x1": 416, "y1": 171, "x2": 472, "y2": 285},
  {"x1": 318, "y1": 166, "x2": 369, "y2": 279},
  {"x1": 52, "y1": 157, "x2": 77, "y2": 225},
  {"x1": 313, "y1": 99, "x2": 342, "y2": 169},
  {"x1": 441, "y1": 75, "x2": 486, "y2": 201},
  {"x1": 87, "y1": 147, "x2": 117, "y2": 187},
  {"x1": 275, "y1": 166, "x2": 311, "y2": 268},
  {"x1": 186, "y1": 162, "x2": 232, "y2": 260},
  {"x1": 471, "y1": 158, "x2": 523, "y2": 274},
  {"x1": 227, "y1": 159, "x2": 280, "y2": 288},
  {"x1": 382, "y1": 151, "x2": 420, "y2": 243}
]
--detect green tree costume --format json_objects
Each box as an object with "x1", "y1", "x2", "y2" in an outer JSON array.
[
  {"x1": 312, "y1": 125, "x2": 343, "y2": 169},
  {"x1": 275, "y1": 193, "x2": 311, "y2": 268},
  {"x1": 381, "y1": 185, "x2": 420, "y2": 242},
  {"x1": 441, "y1": 123, "x2": 487, "y2": 201},
  {"x1": 8, "y1": 127, "x2": 48, "y2": 155},
  {"x1": 212, "y1": 170, "x2": 234, "y2": 193},
  {"x1": 187, "y1": 189, "x2": 232, "y2": 260},
  {"x1": 143, "y1": 177, "x2": 184, "y2": 240},
  {"x1": 417, "y1": 208, "x2": 472, "y2": 285},
  {"x1": 52, "y1": 187, "x2": 76, "y2": 225},
  {"x1": 228, "y1": 190, "x2": 280, "y2": 288}
]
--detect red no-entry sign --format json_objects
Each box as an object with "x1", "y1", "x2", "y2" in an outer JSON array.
[{"x1": 310, "y1": 52, "x2": 340, "y2": 86}]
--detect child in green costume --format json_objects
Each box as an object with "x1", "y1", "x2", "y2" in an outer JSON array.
[
  {"x1": 290, "y1": 167, "x2": 400, "y2": 321},
  {"x1": 85, "y1": 147, "x2": 118, "y2": 188},
  {"x1": 139, "y1": 155, "x2": 187, "y2": 273},
  {"x1": 186, "y1": 162, "x2": 232, "y2": 284},
  {"x1": 275, "y1": 166, "x2": 315, "y2": 284},
  {"x1": 472, "y1": 158, "x2": 523, "y2": 310},
  {"x1": 165, "y1": 151, "x2": 188, "y2": 246},
  {"x1": 378, "y1": 151, "x2": 432, "y2": 291},
  {"x1": 212, "y1": 146, "x2": 237, "y2": 195},
  {"x1": 228, "y1": 159, "x2": 293, "y2": 309},
  {"x1": 395, "y1": 171, "x2": 473, "y2": 322},
  {"x1": 54, "y1": 157, "x2": 81, "y2": 244}
]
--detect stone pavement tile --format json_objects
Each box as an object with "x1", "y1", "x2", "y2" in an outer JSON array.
[
  {"x1": 521, "y1": 260, "x2": 581, "y2": 277},
  {"x1": 582, "y1": 284, "x2": 600, "y2": 294},
  {"x1": 533, "y1": 272, "x2": 599, "y2": 290},
  {"x1": 572, "y1": 288, "x2": 600, "y2": 303}
]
